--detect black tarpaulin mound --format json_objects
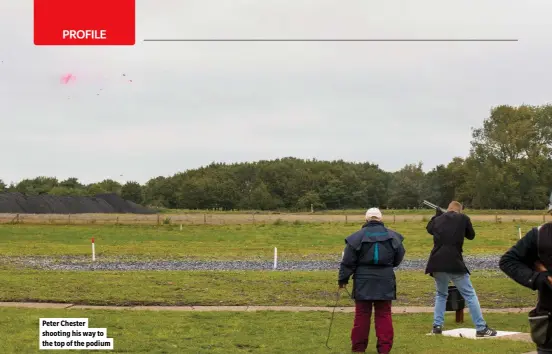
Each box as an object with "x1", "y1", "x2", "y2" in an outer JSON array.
[{"x1": 0, "y1": 192, "x2": 157, "y2": 214}]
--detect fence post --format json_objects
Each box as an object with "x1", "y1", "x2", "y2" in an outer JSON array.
[
  {"x1": 16, "y1": 214, "x2": 19, "y2": 224},
  {"x1": 68, "y1": 214, "x2": 71, "y2": 225},
  {"x1": 393, "y1": 213, "x2": 396, "y2": 223},
  {"x1": 116, "y1": 216, "x2": 119, "y2": 225},
  {"x1": 204, "y1": 214, "x2": 207, "y2": 224},
  {"x1": 91, "y1": 238, "x2": 95, "y2": 261},
  {"x1": 157, "y1": 214, "x2": 160, "y2": 226},
  {"x1": 455, "y1": 309, "x2": 464, "y2": 323},
  {"x1": 345, "y1": 215, "x2": 348, "y2": 224}
]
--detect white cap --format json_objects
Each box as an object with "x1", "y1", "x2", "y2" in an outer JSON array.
[{"x1": 365, "y1": 207, "x2": 382, "y2": 220}]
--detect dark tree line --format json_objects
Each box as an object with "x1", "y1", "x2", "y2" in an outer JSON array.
[{"x1": 2, "y1": 104, "x2": 552, "y2": 210}]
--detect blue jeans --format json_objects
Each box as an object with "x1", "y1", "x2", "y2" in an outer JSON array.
[{"x1": 433, "y1": 272, "x2": 487, "y2": 331}]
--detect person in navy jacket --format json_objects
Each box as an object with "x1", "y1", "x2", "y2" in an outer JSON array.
[{"x1": 338, "y1": 208, "x2": 406, "y2": 354}]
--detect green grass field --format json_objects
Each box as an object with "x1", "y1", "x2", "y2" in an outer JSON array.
[
  {"x1": 0, "y1": 221, "x2": 541, "y2": 353},
  {"x1": 0, "y1": 221, "x2": 535, "y2": 260},
  {"x1": 0, "y1": 308, "x2": 536, "y2": 353},
  {"x1": 0, "y1": 269, "x2": 536, "y2": 308}
]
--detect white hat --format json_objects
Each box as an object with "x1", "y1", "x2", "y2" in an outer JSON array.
[{"x1": 365, "y1": 207, "x2": 382, "y2": 220}]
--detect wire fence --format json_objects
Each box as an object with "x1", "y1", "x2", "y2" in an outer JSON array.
[{"x1": 0, "y1": 213, "x2": 549, "y2": 226}]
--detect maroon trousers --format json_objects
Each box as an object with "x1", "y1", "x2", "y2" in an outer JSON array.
[{"x1": 351, "y1": 300, "x2": 394, "y2": 353}]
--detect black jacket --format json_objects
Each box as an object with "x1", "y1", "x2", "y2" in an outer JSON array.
[
  {"x1": 425, "y1": 211, "x2": 475, "y2": 275},
  {"x1": 338, "y1": 221, "x2": 406, "y2": 301},
  {"x1": 499, "y1": 225, "x2": 552, "y2": 312}
]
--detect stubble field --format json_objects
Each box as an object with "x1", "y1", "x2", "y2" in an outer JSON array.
[{"x1": 0, "y1": 210, "x2": 549, "y2": 225}]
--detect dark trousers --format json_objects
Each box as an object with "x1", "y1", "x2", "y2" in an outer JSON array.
[
  {"x1": 536, "y1": 336, "x2": 552, "y2": 352},
  {"x1": 537, "y1": 344, "x2": 552, "y2": 353},
  {"x1": 351, "y1": 300, "x2": 393, "y2": 353}
]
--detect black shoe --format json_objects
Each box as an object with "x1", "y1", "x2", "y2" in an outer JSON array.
[
  {"x1": 476, "y1": 326, "x2": 497, "y2": 337},
  {"x1": 432, "y1": 325, "x2": 443, "y2": 334}
]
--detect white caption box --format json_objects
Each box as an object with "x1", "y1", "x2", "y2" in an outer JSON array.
[{"x1": 39, "y1": 318, "x2": 114, "y2": 350}]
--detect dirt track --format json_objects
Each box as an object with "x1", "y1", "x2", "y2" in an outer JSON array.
[{"x1": 0, "y1": 213, "x2": 548, "y2": 225}]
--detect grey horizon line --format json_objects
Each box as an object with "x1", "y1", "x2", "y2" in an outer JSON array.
[{"x1": 142, "y1": 38, "x2": 519, "y2": 42}]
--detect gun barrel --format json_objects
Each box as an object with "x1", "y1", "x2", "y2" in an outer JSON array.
[{"x1": 422, "y1": 200, "x2": 438, "y2": 209}]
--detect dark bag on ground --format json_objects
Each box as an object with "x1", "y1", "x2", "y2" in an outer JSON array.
[
  {"x1": 445, "y1": 286, "x2": 465, "y2": 311},
  {"x1": 528, "y1": 309, "x2": 552, "y2": 346}
]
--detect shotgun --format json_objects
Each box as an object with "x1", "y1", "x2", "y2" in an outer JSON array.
[{"x1": 422, "y1": 200, "x2": 447, "y2": 214}]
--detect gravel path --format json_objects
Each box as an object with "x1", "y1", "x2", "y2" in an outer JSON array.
[
  {"x1": 0, "y1": 302, "x2": 534, "y2": 315},
  {"x1": 0, "y1": 255, "x2": 501, "y2": 271}
]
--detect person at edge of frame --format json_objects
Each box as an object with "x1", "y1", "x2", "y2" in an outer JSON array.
[
  {"x1": 499, "y1": 195, "x2": 552, "y2": 354},
  {"x1": 338, "y1": 207, "x2": 406, "y2": 354},
  {"x1": 425, "y1": 200, "x2": 498, "y2": 337}
]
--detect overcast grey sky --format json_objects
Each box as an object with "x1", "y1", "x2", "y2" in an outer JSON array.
[{"x1": 1, "y1": 1, "x2": 551, "y2": 185}]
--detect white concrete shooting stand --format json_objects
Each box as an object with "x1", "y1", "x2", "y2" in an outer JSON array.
[
  {"x1": 430, "y1": 286, "x2": 532, "y2": 343},
  {"x1": 427, "y1": 328, "x2": 521, "y2": 339}
]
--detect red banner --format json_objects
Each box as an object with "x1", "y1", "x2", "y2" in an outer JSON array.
[{"x1": 34, "y1": 0, "x2": 135, "y2": 45}]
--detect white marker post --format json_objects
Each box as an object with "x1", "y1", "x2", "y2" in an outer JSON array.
[
  {"x1": 518, "y1": 227, "x2": 522, "y2": 240},
  {"x1": 91, "y1": 237, "x2": 96, "y2": 261},
  {"x1": 180, "y1": 224, "x2": 183, "y2": 231},
  {"x1": 273, "y1": 247, "x2": 278, "y2": 270},
  {"x1": 342, "y1": 251, "x2": 344, "y2": 260}
]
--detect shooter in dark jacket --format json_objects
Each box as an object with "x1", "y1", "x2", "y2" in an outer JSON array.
[
  {"x1": 499, "y1": 202, "x2": 552, "y2": 354},
  {"x1": 425, "y1": 201, "x2": 497, "y2": 337},
  {"x1": 338, "y1": 208, "x2": 406, "y2": 354}
]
